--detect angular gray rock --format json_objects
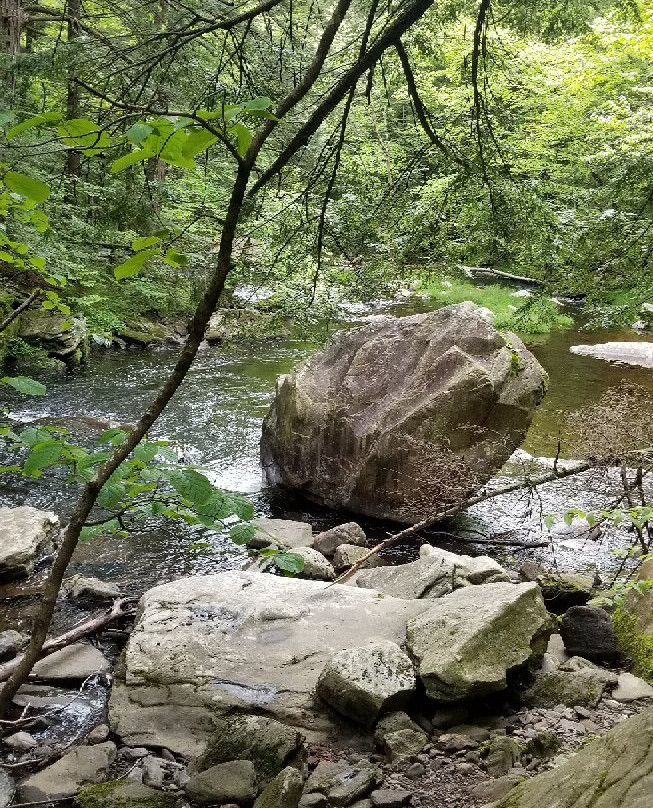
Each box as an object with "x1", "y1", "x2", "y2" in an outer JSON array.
[
  {"x1": 523, "y1": 656, "x2": 618, "y2": 708},
  {"x1": 611, "y1": 672, "x2": 653, "y2": 702},
  {"x1": 0, "y1": 506, "x2": 58, "y2": 581},
  {"x1": 312, "y1": 523, "x2": 367, "y2": 557},
  {"x1": 253, "y1": 766, "x2": 304, "y2": 808},
  {"x1": 186, "y1": 760, "x2": 257, "y2": 807},
  {"x1": 357, "y1": 545, "x2": 510, "y2": 599},
  {"x1": 0, "y1": 771, "x2": 13, "y2": 808},
  {"x1": 32, "y1": 642, "x2": 111, "y2": 681},
  {"x1": 261, "y1": 304, "x2": 547, "y2": 523},
  {"x1": 17, "y1": 741, "x2": 116, "y2": 802},
  {"x1": 195, "y1": 715, "x2": 305, "y2": 782},
  {"x1": 370, "y1": 790, "x2": 412, "y2": 808},
  {"x1": 316, "y1": 640, "x2": 416, "y2": 727},
  {"x1": 110, "y1": 571, "x2": 427, "y2": 755},
  {"x1": 248, "y1": 518, "x2": 314, "y2": 550},
  {"x1": 488, "y1": 708, "x2": 653, "y2": 808},
  {"x1": 333, "y1": 544, "x2": 384, "y2": 572},
  {"x1": 293, "y1": 547, "x2": 336, "y2": 581},
  {"x1": 373, "y1": 712, "x2": 428, "y2": 761},
  {"x1": 406, "y1": 582, "x2": 551, "y2": 700},
  {"x1": 19, "y1": 309, "x2": 87, "y2": 359},
  {"x1": 3, "y1": 731, "x2": 37, "y2": 751},
  {"x1": 560, "y1": 605, "x2": 620, "y2": 661},
  {"x1": 304, "y1": 760, "x2": 382, "y2": 807},
  {"x1": 482, "y1": 735, "x2": 521, "y2": 777}
]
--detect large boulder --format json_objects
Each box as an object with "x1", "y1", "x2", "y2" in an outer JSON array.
[
  {"x1": 357, "y1": 545, "x2": 510, "y2": 599},
  {"x1": 0, "y1": 506, "x2": 58, "y2": 581},
  {"x1": 19, "y1": 309, "x2": 87, "y2": 360},
  {"x1": 560, "y1": 605, "x2": 620, "y2": 661},
  {"x1": 487, "y1": 708, "x2": 653, "y2": 808},
  {"x1": 406, "y1": 582, "x2": 551, "y2": 701},
  {"x1": 260, "y1": 304, "x2": 547, "y2": 523},
  {"x1": 109, "y1": 571, "x2": 427, "y2": 755}
]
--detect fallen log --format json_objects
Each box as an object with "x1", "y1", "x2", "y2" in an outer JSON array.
[
  {"x1": 0, "y1": 597, "x2": 137, "y2": 683},
  {"x1": 331, "y1": 460, "x2": 591, "y2": 585}
]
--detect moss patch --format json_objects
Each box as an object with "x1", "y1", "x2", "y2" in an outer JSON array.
[
  {"x1": 613, "y1": 608, "x2": 653, "y2": 684},
  {"x1": 74, "y1": 779, "x2": 177, "y2": 808}
]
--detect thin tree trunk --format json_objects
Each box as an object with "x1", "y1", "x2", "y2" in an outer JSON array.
[
  {"x1": 0, "y1": 0, "x2": 23, "y2": 103},
  {"x1": 64, "y1": 0, "x2": 81, "y2": 197}
]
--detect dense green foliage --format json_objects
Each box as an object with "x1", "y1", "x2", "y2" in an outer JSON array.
[{"x1": 1, "y1": 0, "x2": 651, "y2": 348}]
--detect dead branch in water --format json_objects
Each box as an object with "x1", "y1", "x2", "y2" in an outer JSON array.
[
  {"x1": 0, "y1": 597, "x2": 136, "y2": 684},
  {"x1": 331, "y1": 459, "x2": 591, "y2": 585}
]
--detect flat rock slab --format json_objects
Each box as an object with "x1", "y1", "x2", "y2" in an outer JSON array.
[
  {"x1": 570, "y1": 341, "x2": 653, "y2": 368},
  {"x1": 32, "y1": 642, "x2": 110, "y2": 681},
  {"x1": 110, "y1": 571, "x2": 428, "y2": 756},
  {"x1": 17, "y1": 742, "x2": 116, "y2": 801},
  {"x1": 0, "y1": 506, "x2": 58, "y2": 581},
  {"x1": 489, "y1": 708, "x2": 653, "y2": 808},
  {"x1": 611, "y1": 672, "x2": 653, "y2": 702}
]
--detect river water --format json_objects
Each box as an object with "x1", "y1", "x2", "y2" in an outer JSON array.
[{"x1": 2, "y1": 302, "x2": 653, "y2": 633}]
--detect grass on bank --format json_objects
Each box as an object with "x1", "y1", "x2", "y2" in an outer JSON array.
[{"x1": 420, "y1": 277, "x2": 575, "y2": 334}]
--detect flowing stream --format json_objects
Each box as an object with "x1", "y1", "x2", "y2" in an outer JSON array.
[{"x1": 2, "y1": 301, "x2": 653, "y2": 633}]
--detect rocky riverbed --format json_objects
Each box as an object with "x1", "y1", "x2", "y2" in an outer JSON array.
[{"x1": 1, "y1": 511, "x2": 653, "y2": 808}]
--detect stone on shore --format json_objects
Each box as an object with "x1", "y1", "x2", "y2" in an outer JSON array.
[
  {"x1": 611, "y1": 672, "x2": 653, "y2": 702},
  {"x1": 18, "y1": 742, "x2": 116, "y2": 802},
  {"x1": 0, "y1": 506, "x2": 58, "y2": 581},
  {"x1": 373, "y1": 712, "x2": 428, "y2": 760},
  {"x1": 523, "y1": 656, "x2": 618, "y2": 708},
  {"x1": 560, "y1": 605, "x2": 620, "y2": 661},
  {"x1": 186, "y1": 760, "x2": 257, "y2": 807},
  {"x1": 64, "y1": 574, "x2": 121, "y2": 600},
  {"x1": 253, "y1": 767, "x2": 304, "y2": 808},
  {"x1": 293, "y1": 547, "x2": 336, "y2": 581},
  {"x1": 195, "y1": 715, "x2": 305, "y2": 783},
  {"x1": 333, "y1": 544, "x2": 384, "y2": 572},
  {"x1": 248, "y1": 518, "x2": 314, "y2": 550},
  {"x1": 487, "y1": 708, "x2": 653, "y2": 808},
  {"x1": 406, "y1": 582, "x2": 551, "y2": 701},
  {"x1": 304, "y1": 760, "x2": 382, "y2": 807},
  {"x1": 357, "y1": 546, "x2": 510, "y2": 600},
  {"x1": 261, "y1": 304, "x2": 547, "y2": 524},
  {"x1": 313, "y1": 523, "x2": 367, "y2": 557},
  {"x1": 316, "y1": 641, "x2": 417, "y2": 727},
  {"x1": 109, "y1": 572, "x2": 427, "y2": 755}
]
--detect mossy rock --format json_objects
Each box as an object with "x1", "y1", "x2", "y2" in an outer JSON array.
[
  {"x1": 612, "y1": 558, "x2": 653, "y2": 683},
  {"x1": 119, "y1": 320, "x2": 176, "y2": 347},
  {"x1": 74, "y1": 780, "x2": 177, "y2": 808}
]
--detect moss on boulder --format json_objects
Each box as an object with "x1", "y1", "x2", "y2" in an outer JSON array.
[
  {"x1": 74, "y1": 780, "x2": 176, "y2": 808},
  {"x1": 613, "y1": 559, "x2": 653, "y2": 683}
]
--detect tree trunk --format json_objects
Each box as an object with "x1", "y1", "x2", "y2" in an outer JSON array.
[
  {"x1": 0, "y1": 0, "x2": 23, "y2": 103},
  {"x1": 64, "y1": 0, "x2": 82, "y2": 197}
]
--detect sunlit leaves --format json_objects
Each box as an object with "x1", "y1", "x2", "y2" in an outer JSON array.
[
  {"x1": 1, "y1": 376, "x2": 46, "y2": 395},
  {"x1": 4, "y1": 171, "x2": 50, "y2": 203},
  {"x1": 114, "y1": 248, "x2": 160, "y2": 279},
  {"x1": 5, "y1": 112, "x2": 63, "y2": 139}
]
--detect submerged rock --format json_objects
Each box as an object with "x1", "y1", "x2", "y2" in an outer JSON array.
[
  {"x1": 406, "y1": 582, "x2": 551, "y2": 701},
  {"x1": 0, "y1": 506, "x2": 58, "y2": 581},
  {"x1": 316, "y1": 640, "x2": 416, "y2": 727},
  {"x1": 261, "y1": 304, "x2": 547, "y2": 524},
  {"x1": 570, "y1": 341, "x2": 653, "y2": 368},
  {"x1": 109, "y1": 571, "x2": 427, "y2": 754},
  {"x1": 488, "y1": 708, "x2": 653, "y2": 808},
  {"x1": 32, "y1": 642, "x2": 111, "y2": 681},
  {"x1": 357, "y1": 545, "x2": 510, "y2": 600}
]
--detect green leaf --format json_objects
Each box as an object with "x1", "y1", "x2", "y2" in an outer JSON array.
[
  {"x1": 111, "y1": 150, "x2": 151, "y2": 173},
  {"x1": 230, "y1": 523, "x2": 257, "y2": 545},
  {"x1": 134, "y1": 441, "x2": 159, "y2": 462},
  {"x1": 132, "y1": 235, "x2": 161, "y2": 251},
  {"x1": 274, "y1": 552, "x2": 305, "y2": 575},
  {"x1": 114, "y1": 248, "x2": 160, "y2": 280},
  {"x1": 6, "y1": 112, "x2": 63, "y2": 139},
  {"x1": 126, "y1": 123, "x2": 153, "y2": 145},
  {"x1": 2, "y1": 376, "x2": 46, "y2": 395},
  {"x1": 182, "y1": 128, "x2": 219, "y2": 158},
  {"x1": 4, "y1": 171, "x2": 50, "y2": 203},
  {"x1": 97, "y1": 480, "x2": 128, "y2": 510},
  {"x1": 230, "y1": 123, "x2": 252, "y2": 157},
  {"x1": 23, "y1": 442, "x2": 62, "y2": 475},
  {"x1": 169, "y1": 468, "x2": 213, "y2": 506},
  {"x1": 223, "y1": 493, "x2": 254, "y2": 521},
  {"x1": 164, "y1": 248, "x2": 188, "y2": 268},
  {"x1": 29, "y1": 255, "x2": 46, "y2": 269},
  {"x1": 57, "y1": 119, "x2": 112, "y2": 154},
  {"x1": 97, "y1": 428, "x2": 129, "y2": 445}
]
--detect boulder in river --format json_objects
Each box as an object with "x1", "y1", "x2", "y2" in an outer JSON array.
[
  {"x1": 312, "y1": 523, "x2": 366, "y2": 557},
  {"x1": 109, "y1": 571, "x2": 427, "y2": 755},
  {"x1": 406, "y1": 582, "x2": 551, "y2": 701},
  {"x1": 260, "y1": 303, "x2": 548, "y2": 524},
  {"x1": 569, "y1": 341, "x2": 653, "y2": 368},
  {"x1": 17, "y1": 742, "x2": 116, "y2": 802},
  {"x1": 487, "y1": 707, "x2": 653, "y2": 808},
  {"x1": 18, "y1": 309, "x2": 88, "y2": 360},
  {"x1": 0, "y1": 505, "x2": 58, "y2": 581}
]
